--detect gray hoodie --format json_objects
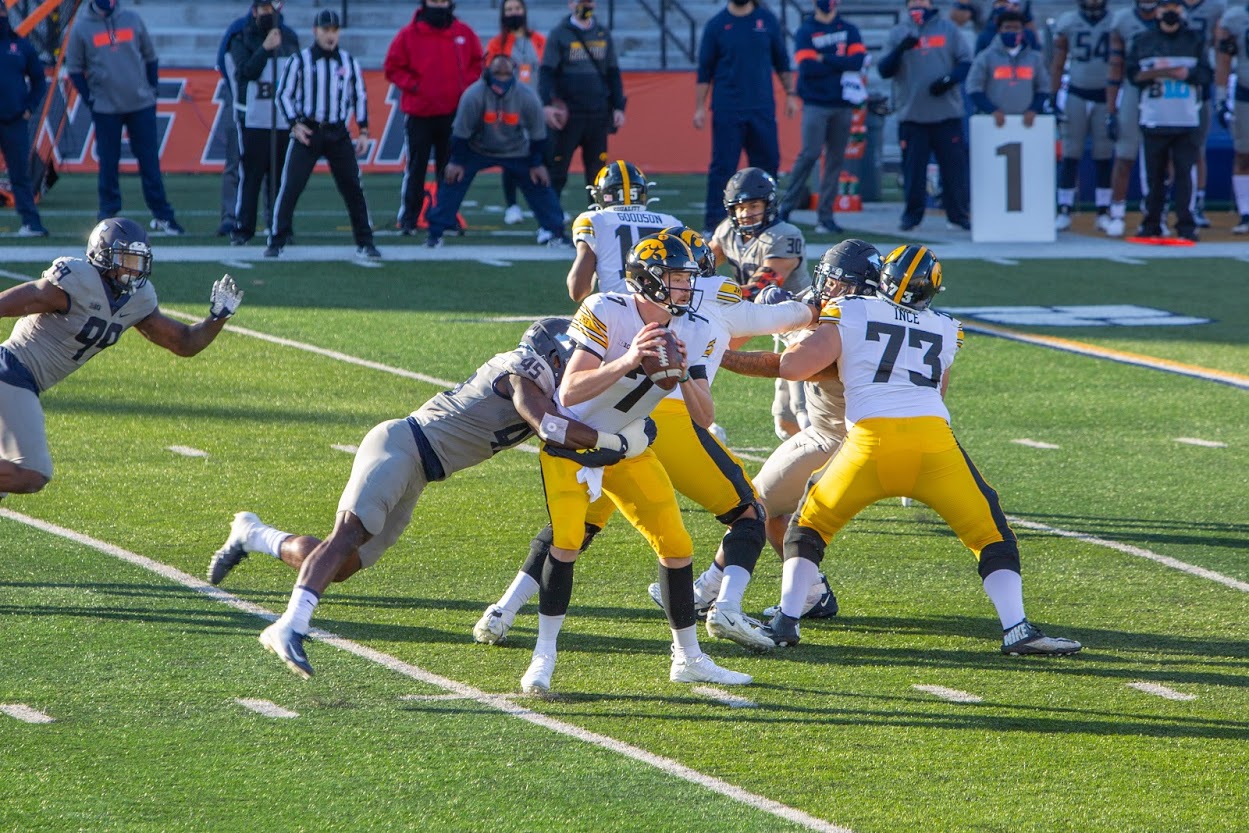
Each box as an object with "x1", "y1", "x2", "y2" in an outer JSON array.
[
  {"x1": 65, "y1": 3, "x2": 158, "y2": 114},
  {"x1": 452, "y1": 78, "x2": 547, "y2": 160}
]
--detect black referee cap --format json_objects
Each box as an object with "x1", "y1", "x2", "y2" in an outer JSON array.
[{"x1": 314, "y1": 9, "x2": 341, "y2": 28}]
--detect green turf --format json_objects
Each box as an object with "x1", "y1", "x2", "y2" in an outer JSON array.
[{"x1": 1, "y1": 251, "x2": 1247, "y2": 832}]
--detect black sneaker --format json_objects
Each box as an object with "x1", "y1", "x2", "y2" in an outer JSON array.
[
  {"x1": 263, "y1": 243, "x2": 282, "y2": 258},
  {"x1": 229, "y1": 231, "x2": 250, "y2": 246},
  {"x1": 1001, "y1": 619, "x2": 1082, "y2": 656},
  {"x1": 764, "y1": 611, "x2": 801, "y2": 648},
  {"x1": 356, "y1": 244, "x2": 382, "y2": 260}
]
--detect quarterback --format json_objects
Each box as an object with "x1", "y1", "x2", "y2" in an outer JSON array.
[
  {"x1": 765, "y1": 245, "x2": 1082, "y2": 657},
  {"x1": 475, "y1": 226, "x2": 819, "y2": 655},
  {"x1": 0, "y1": 218, "x2": 241, "y2": 499},
  {"x1": 208, "y1": 318, "x2": 653, "y2": 679}
]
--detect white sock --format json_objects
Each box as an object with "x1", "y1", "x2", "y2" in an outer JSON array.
[
  {"x1": 671, "y1": 625, "x2": 702, "y2": 661},
  {"x1": 1057, "y1": 188, "x2": 1075, "y2": 208},
  {"x1": 695, "y1": 562, "x2": 725, "y2": 601},
  {"x1": 497, "y1": 571, "x2": 539, "y2": 614},
  {"x1": 1094, "y1": 187, "x2": 1111, "y2": 209},
  {"x1": 1110, "y1": 201, "x2": 1126, "y2": 220},
  {"x1": 780, "y1": 557, "x2": 820, "y2": 619},
  {"x1": 1234, "y1": 175, "x2": 1249, "y2": 216},
  {"x1": 535, "y1": 613, "x2": 564, "y2": 656},
  {"x1": 982, "y1": 569, "x2": 1026, "y2": 630},
  {"x1": 281, "y1": 585, "x2": 320, "y2": 635},
  {"x1": 715, "y1": 565, "x2": 752, "y2": 609},
  {"x1": 248, "y1": 523, "x2": 292, "y2": 559}
]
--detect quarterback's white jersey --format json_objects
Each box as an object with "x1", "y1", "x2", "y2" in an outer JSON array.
[
  {"x1": 821, "y1": 295, "x2": 963, "y2": 425},
  {"x1": 2, "y1": 257, "x2": 158, "y2": 393},
  {"x1": 571, "y1": 205, "x2": 683, "y2": 293},
  {"x1": 564, "y1": 292, "x2": 721, "y2": 432}
]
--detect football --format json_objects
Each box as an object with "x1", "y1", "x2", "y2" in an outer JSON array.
[{"x1": 642, "y1": 329, "x2": 684, "y2": 391}]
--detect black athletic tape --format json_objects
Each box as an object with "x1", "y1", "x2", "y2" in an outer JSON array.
[
  {"x1": 781, "y1": 523, "x2": 826, "y2": 567},
  {"x1": 721, "y1": 517, "x2": 767, "y2": 572},
  {"x1": 522, "y1": 525, "x2": 555, "y2": 580},
  {"x1": 978, "y1": 540, "x2": 1021, "y2": 579},
  {"x1": 538, "y1": 556, "x2": 575, "y2": 616},
  {"x1": 658, "y1": 563, "x2": 697, "y2": 629}
]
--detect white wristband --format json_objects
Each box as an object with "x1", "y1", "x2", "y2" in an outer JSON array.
[
  {"x1": 538, "y1": 414, "x2": 569, "y2": 445},
  {"x1": 596, "y1": 431, "x2": 623, "y2": 451}
]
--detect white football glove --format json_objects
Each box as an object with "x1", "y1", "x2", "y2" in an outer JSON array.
[
  {"x1": 209, "y1": 275, "x2": 243, "y2": 320},
  {"x1": 619, "y1": 416, "x2": 658, "y2": 458}
]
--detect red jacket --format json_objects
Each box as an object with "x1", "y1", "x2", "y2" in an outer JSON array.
[{"x1": 384, "y1": 13, "x2": 483, "y2": 118}]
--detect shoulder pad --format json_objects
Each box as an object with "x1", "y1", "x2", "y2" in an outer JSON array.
[{"x1": 711, "y1": 279, "x2": 743, "y2": 306}]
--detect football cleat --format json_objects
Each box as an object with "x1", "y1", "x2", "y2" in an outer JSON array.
[
  {"x1": 503, "y1": 204, "x2": 524, "y2": 225},
  {"x1": 1102, "y1": 217, "x2": 1125, "y2": 237},
  {"x1": 706, "y1": 604, "x2": 775, "y2": 652},
  {"x1": 1193, "y1": 207, "x2": 1211, "y2": 228},
  {"x1": 1055, "y1": 206, "x2": 1072, "y2": 231},
  {"x1": 263, "y1": 243, "x2": 282, "y2": 258},
  {"x1": 207, "y1": 511, "x2": 261, "y2": 585},
  {"x1": 647, "y1": 581, "x2": 713, "y2": 620},
  {"x1": 670, "y1": 653, "x2": 752, "y2": 685},
  {"x1": 1233, "y1": 215, "x2": 1249, "y2": 234},
  {"x1": 1094, "y1": 213, "x2": 1112, "y2": 233},
  {"x1": 764, "y1": 611, "x2": 801, "y2": 648},
  {"x1": 356, "y1": 244, "x2": 382, "y2": 260},
  {"x1": 473, "y1": 604, "x2": 515, "y2": 645},
  {"x1": 150, "y1": 218, "x2": 185, "y2": 236},
  {"x1": 259, "y1": 620, "x2": 314, "y2": 679},
  {"x1": 18, "y1": 224, "x2": 50, "y2": 237},
  {"x1": 521, "y1": 652, "x2": 556, "y2": 694},
  {"x1": 762, "y1": 574, "x2": 839, "y2": 620},
  {"x1": 1001, "y1": 620, "x2": 1082, "y2": 656},
  {"x1": 535, "y1": 227, "x2": 554, "y2": 245}
]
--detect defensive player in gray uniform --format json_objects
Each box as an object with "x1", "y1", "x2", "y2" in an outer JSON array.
[
  {"x1": 567, "y1": 161, "x2": 683, "y2": 299},
  {"x1": 1214, "y1": 1, "x2": 1249, "y2": 231},
  {"x1": 0, "y1": 218, "x2": 241, "y2": 499},
  {"x1": 1183, "y1": 0, "x2": 1226, "y2": 227},
  {"x1": 1105, "y1": 0, "x2": 1161, "y2": 237},
  {"x1": 711, "y1": 166, "x2": 811, "y2": 441},
  {"x1": 209, "y1": 318, "x2": 655, "y2": 679},
  {"x1": 1051, "y1": 0, "x2": 1117, "y2": 231}
]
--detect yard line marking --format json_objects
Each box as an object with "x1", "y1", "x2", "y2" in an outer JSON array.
[
  {"x1": 913, "y1": 685, "x2": 983, "y2": 704},
  {"x1": 1008, "y1": 516, "x2": 1249, "y2": 592},
  {"x1": 964, "y1": 321, "x2": 1249, "y2": 391},
  {"x1": 478, "y1": 258, "x2": 513, "y2": 267},
  {"x1": 399, "y1": 693, "x2": 474, "y2": 702},
  {"x1": 0, "y1": 508, "x2": 852, "y2": 833},
  {"x1": 983, "y1": 257, "x2": 1017, "y2": 266},
  {"x1": 733, "y1": 450, "x2": 768, "y2": 463},
  {"x1": 331, "y1": 444, "x2": 359, "y2": 454},
  {"x1": 1127, "y1": 682, "x2": 1197, "y2": 701},
  {"x1": 0, "y1": 268, "x2": 35, "y2": 281},
  {"x1": 692, "y1": 686, "x2": 758, "y2": 708},
  {"x1": 1175, "y1": 437, "x2": 1227, "y2": 448},
  {"x1": 1110, "y1": 256, "x2": 1147, "y2": 265},
  {"x1": 1012, "y1": 439, "x2": 1060, "y2": 449},
  {"x1": 0, "y1": 704, "x2": 56, "y2": 724},
  {"x1": 234, "y1": 698, "x2": 299, "y2": 718},
  {"x1": 219, "y1": 260, "x2": 253, "y2": 270},
  {"x1": 167, "y1": 445, "x2": 209, "y2": 458}
]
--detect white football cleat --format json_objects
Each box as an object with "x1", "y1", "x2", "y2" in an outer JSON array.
[
  {"x1": 1103, "y1": 217, "x2": 1125, "y2": 237},
  {"x1": 521, "y1": 652, "x2": 556, "y2": 694},
  {"x1": 535, "y1": 228, "x2": 554, "y2": 245},
  {"x1": 259, "y1": 620, "x2": 314, "y2": 679},
  {"x1": 670, "y1": 653, "x2": 752, "y2": 685},
  {"x1": 706, "y1": 604, "x2": 775, "y2": 651},
  {"x1": 1054, "y1": 208, "x2": 1072, "y2": 231},
  {"x1": 503, "y1": 204, "x2": 524, "y2": 225},
  {"x1": 207, "y1": 511, "x2": 261, "y2": 585},
  {"x1": 1095, "y1": 213, "x2": 1112, "y2": 233},
  {"x1": 473, "y1": 604, "x2": 515, "y2": 645}
]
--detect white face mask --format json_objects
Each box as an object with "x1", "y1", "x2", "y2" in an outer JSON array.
[{"x1": 1006, "y1": 43, "x2": 1023, "y2": 56}]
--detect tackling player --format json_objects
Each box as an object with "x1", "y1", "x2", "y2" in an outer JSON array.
[
  {"x1": 0, "y1": 218, "x2": 241, "y2": 499},
  {"x1": 765, "y1": 245, "x2": 1083, "y2": 656},
  {"x1": 210, "y1": 318, "x2": 654, "y2": 679},
  {"x1": 474, "y1": 226, "x2": 819, "y2": 655}
]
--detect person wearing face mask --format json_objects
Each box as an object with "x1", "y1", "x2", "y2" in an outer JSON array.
[
  {"x1": 540, "y1": 0, "x2": 627, "y2": 213},
  {"x1": 384, "y1": 0, "x2": 483, "y2": 235},
  {"x1": 0, "y1": 10, "x2": 49, "y2": 237},
  {"x1": 425, "y1": 55, "x2": 568, "y2": 249},
  {"x1": 1180, "y1": 0, "x2": 1225, "y2": 229},
  {"x1": 486, "y1": 0, "x2": 547, "y2": 226},
  {"x1": 1050, "y1": 0, "x2": 1116, "y2": 232},
  {"x1": 1127, "y1": 0, "x2": 1211, "y2": 240},
  {"x1": 65, "y1": 0, "x2": 185, "y2": 234},
  {"x1": 967, "y1": 10, "x2": 1050, "y2": 127},
  {"x1": 878, "y1": 0, "x2": 973, "y2": 232},
  {"x1": 775, "y1": 0, "x2": 867, "y2": 236},
  {"x1": 1214, "y1": 0, "x2": 1249, "y2": 231},
  {"x1": 1104, "y1": 0, "x2": 1161, "y2": 237},
  {"x1": 694, "y1": 0, "x2": 794, "y2": 238},
  {"x1": 973, "y1": 0, "x2": 1041, "y2": 54},
  {"x1": 224, "y1": 1, "x2": 299, "y2": 247}
]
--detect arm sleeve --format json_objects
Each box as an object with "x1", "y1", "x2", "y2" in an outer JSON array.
[
  {"x1": 606, "y1": 35, "x2": 626, "y2": 110},
  {"x1": 277, "y1": 53, "x2": 301, "y2": 123},
  {"x1": 351, "y1": 56, "x2": 369, "y2": 129},
  {"x1": 138, "y1": 20, "x2": 158, "y2": 64},
  {"x1": 970, "y1": 91, "x2": 997, "y2": 112},
  {"x1": 824, "y1": 30, "x2": 868, "y2": 73},
  {"x1": 233, "y1": 38, "x2": 272, "y2": 83},
  {"x1": 878, "y1": 33, "x2": 910, "y2": 79},
  {"x1": 950, "y1": 59, "x2": 971, "y2": 84},
  {"x1": 696, "y1": 24, "x2": 717, "y2": 84},
  {"x1": 24, "y1": 47, "x2": 48, "y2": 114},
  {"x1": 64, "y1": 29, "x2": 85, "y2": 75},
  {"x1": 719, "y1": 300, "x2": 813, "y2": 339},
  {"x1": 146, "y1": 60, "x2": 160, "y2": 90},
  {"x1": 383, "y1": 29, "x2": 417, "y2": 91},
  {"x1": 771, "y1": 19, "x2": 792, "y2": 75},
  {"x1": 216, "y1": 25, "x2": 238, "y2": 77},
  {"x1": 966, "y1": 54, "x2": 988, "y2": 95},
  {"x1": 69, "y1": 72, "x2": 90, "y2": 105}
]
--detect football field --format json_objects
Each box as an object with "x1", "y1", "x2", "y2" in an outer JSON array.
[{"x1": 2, "y1": 174, "x2": 1247, "y2": 832}]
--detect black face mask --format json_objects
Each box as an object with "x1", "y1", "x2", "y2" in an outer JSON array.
[
  {"x1": 1159, "y1": 9, "x2": 1183, "y2": 25},
  {"x1": 503, "y1": 14, "x2": 526, "y2": 31},
  {"x1": 421, "y1": 6, "x2": 454, "y2": 28},
  {"x1": 256, "y1": 13, "x2": 276, "y2": 32}
]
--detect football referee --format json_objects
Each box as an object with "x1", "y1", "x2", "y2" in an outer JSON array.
[{"x1": 267, "y1": 9, "x2": 380, "y2": 259}]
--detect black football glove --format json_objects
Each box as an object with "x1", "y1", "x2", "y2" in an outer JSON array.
[
  {"x1": 929, "y1": 75, "x2": 956, "y2": 96},
  {"x1": 543, "y1": 443, "x2": 627, "y2": 468},
  {"x1": 1106, "y1": 112, "x2": 1120, "y2": 143},
  {"x1": 898, "y1": 34, "x2": 921, "y2": 51}
]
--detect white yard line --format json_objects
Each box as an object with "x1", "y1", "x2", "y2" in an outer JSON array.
[
  {"x1": 1011, "y1": 439, "x2": 1060, "y2": 449},
  {"x1": 331, "y1": 444, "x2": 359, "y2": 454},
  {"x1": 0, "y1": 703, "x2": 56, "y2": 724},
  {"x1": 234, "y1": 698, "x2": 299, "y2": 718},
  {"x1": 983, "y1": 257, "x2": 1017, "y2": 266},
  {"x1": 912, "y1": 684, "x2": 983, "y2": 704},
  {"x1": 478, "y1": 258, "x2": 513, "y2": 267},
  {"x1": 1175, "y1": 437, "x2": 1227, "y2": 448},
  {"x1": 1127, "y1": 682, "x2": 1197, "y2": 701},
  {"x1": 218, "y1": 260, "x2": 253, "y2": 270},
  {"x1": 0, "y1": 508, "x2": 853, "y2": 833},
  {"x1": 167, "y1": 445, "x2": 209, "y2": 458},
  {"x1": 1110, "y1": 256, "x2": 1147, "y2": 265},
  {"x1": 692, "y1": 686, "x2": 758, "y2": 708}
]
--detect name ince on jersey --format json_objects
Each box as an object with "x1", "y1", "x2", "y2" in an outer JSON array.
[{"x1": 895, "y1": 307, "x2": 921, "y2": 324}]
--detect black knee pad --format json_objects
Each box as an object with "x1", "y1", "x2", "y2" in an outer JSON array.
[
  {"x1": 721, "y1": 517, "x2": 767, "y2": 572},
  {"x1": 978, "y1": 540, "x2": 1021, "y2": 579},
  {"x1": 1095, "y1": 158, "x2": 1113, "y2": 189},
  {"x1": 579, "y1": 523, "x2": 602, "y2": 552},
  {"x1": 538, "y1": 556, "x2": 575, "y2": 617},
  {"x1": 782, "y1": 524, "x2": 826, "y2": 567},
  {"x1": 716, "y1": 498, "x2": 765, "y2": 525},
  {"x1": 522, "y1": 525, "x2": 555, "y2": 580}
]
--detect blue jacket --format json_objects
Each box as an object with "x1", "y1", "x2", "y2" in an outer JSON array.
[
  {"x1": 0, "y1": 29, "x2": 47, "y2": 124},
  {"x1": 793, "y1": 15, "x2": 866, "y2": 107},
  {"x1": 217, "y1": 13, "x2": 251, "y2": 79},
  {"x1": 697, "y1": 6, "x2": 790, "y2": 113}
]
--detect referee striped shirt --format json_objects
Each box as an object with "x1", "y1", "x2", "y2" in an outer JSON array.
[{"x1": 277, "y1": 44, "x2": 368, "y2": 128}]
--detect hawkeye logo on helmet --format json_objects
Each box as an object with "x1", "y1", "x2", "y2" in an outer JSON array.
[{"x1": 636, "y1": 238, "x2": 669, "y2": 260}]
